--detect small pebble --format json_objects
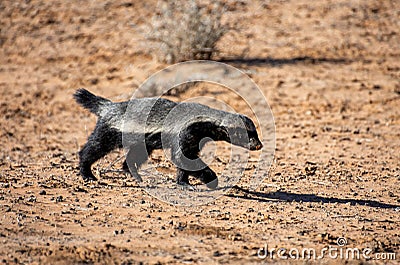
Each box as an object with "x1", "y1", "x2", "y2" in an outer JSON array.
[
  {"x1": 55, "y1": 196, "x2": 63, "y2": 202},
  {"x1": 27, "y1": 196, "x2": 36, "y2": 202},
  {"x1": 213, "y1": 251, "x2": 223, "y2": 257}
]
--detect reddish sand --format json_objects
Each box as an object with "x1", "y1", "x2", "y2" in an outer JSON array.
[{"x1": 0, "y1": 0, "x2": 399, "y2": 264}]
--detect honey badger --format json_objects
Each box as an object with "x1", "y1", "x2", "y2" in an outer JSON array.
[{"x1": 74, "y1": 88, "x2": 262, "y2": 189}]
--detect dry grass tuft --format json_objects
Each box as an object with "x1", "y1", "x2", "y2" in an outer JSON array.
[{"x1": 146, "y1": 0, "x2": 232, "y2": 63}]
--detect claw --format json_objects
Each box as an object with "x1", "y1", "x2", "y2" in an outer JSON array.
[
  {"x1": 179, "y1": 183, "x2": 197, "y2": 191},
  {"x1": 206, "y1": 178, "x2": 218, "y2": 190},
  {"x1": 131, "y1": 172, "x2": 143, "y2": 183},
  {"x1": 82, "y1": 175, "x2": 97, "y2": 182}
]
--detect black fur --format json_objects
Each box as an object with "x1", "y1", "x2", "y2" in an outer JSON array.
[{"x1": 74, "y1": 89, "x2": 263, "y2": 188}]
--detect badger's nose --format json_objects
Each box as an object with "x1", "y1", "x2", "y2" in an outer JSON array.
[
  {"x1": 255, "y1": 142, "x2": 263, "y2": 150},
  {"x1": 249, "y1": 139, "x2": 263, "y2": 150}
]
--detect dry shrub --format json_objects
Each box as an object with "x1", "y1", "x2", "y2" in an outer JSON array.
[{"x1": 146, "y1": 0, "x2": 231, "y2": 63}]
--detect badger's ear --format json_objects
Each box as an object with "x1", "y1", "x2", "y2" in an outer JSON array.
[
  {"x1": 215, "y1": 125, "x2": 229, "y2": 139},
  {"x1": 216, "y1": 125, "x2": 227, "y2": 133}
]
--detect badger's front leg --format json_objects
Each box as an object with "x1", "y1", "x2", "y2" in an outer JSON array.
[
  {"x1": 172, "y1": 144, "x2": 218, "y2": 190},
  {"x1": 196, "y1": 167, "x2": 218, "y2": 189},
  {"x1": 175, "y1": 168, "x2": 196, "y2": 191},
  {"x1": 176, "y1": 168, "x2": 190, "y2": 186},
  {"x1": 175, "y1": 167, "x2": 218, "y2": 190}
]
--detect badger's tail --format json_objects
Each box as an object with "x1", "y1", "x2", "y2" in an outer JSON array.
[{"x1": 73, "y1": 88, "x2": 111, "y2": 116}]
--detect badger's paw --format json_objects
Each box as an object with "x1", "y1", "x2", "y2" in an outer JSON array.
[{"x1": 178, "y1": 182, "x2": 197, "y2": 191}]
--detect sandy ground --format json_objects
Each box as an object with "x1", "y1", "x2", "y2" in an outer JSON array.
[{"x1": 1, "y1": 0, "x2": 399, "y2": 264}]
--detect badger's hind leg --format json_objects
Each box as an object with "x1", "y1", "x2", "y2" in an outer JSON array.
[
  {"x1": 79, "y1": 140, "x2": 116, "y2": 181},
  {"x1": 78, "y1": 124, "x2": 121, "y2": 181},
  {"x1": 78, "y1": 144, "x2": 99, "y2": 181},
  {"x1": 123, "y1": 144, "x2": 154, "y2": 183}
]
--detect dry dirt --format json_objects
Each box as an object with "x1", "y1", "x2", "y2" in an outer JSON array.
[{"x1": 1, "y1": 0, "x2": 399, "y2": 264}]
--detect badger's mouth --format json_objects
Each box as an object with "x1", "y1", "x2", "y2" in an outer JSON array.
[{"x1": 253, "y1": 143, "x2": 263, "y2": 150}]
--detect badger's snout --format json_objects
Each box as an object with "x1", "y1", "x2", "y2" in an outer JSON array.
[{"x1": 249, "y1": 137, "x2": 263, "y2": 150}]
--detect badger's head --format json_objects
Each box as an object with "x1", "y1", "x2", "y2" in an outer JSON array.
[{"x1": 219, "y1": 114, "x2": 263, "y2": 151}]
